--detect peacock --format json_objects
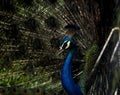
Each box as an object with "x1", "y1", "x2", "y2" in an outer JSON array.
[
  {"x1": 58, "y1": 24, "x2": 83, "y2": 95},
  {"x1": 0, "y1": 0, "x2": 120, "y2": 95}
]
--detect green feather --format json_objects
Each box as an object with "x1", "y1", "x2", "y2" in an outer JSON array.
[{"x1": 78, "y1": 44, "x2": 99, "y2": 94}]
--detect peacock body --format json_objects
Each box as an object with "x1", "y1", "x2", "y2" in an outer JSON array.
[{"x1": 0, "y1": 0, "x2": 120, "y2": 94}]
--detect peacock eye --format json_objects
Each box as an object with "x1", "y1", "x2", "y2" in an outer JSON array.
[{"x1": 60, "y1": 41, "x2": 71, "y2": 50}]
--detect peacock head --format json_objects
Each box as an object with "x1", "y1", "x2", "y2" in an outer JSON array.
[
  {"x1": 57, "y1": 36, "x2": 76, "y2": 55},
  {"x1": 58, "y1": 24, "x2": 80, "y2": 54},
  {"x1": 60, "y1": 36, "x2": 76, "y2": 49},
  {"x1": 57, "y1": 24, "x2": 80, "y2": 55}
]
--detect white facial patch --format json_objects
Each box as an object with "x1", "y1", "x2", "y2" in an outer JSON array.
[
  {"x1": 65, "y1": 41, "x2": 70, "y2": 49},
  {"x1": 59, "y1": 41, "x2": 71, "y2": 50}
]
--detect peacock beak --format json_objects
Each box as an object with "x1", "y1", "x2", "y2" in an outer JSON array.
[{"x1": 56, "y1": 48, "x2": 65, "y2": 55}]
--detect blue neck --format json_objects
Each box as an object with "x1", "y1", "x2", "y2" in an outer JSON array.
[{"x1": 61, "y1": 48, "x2": 83, "y2": 95}]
